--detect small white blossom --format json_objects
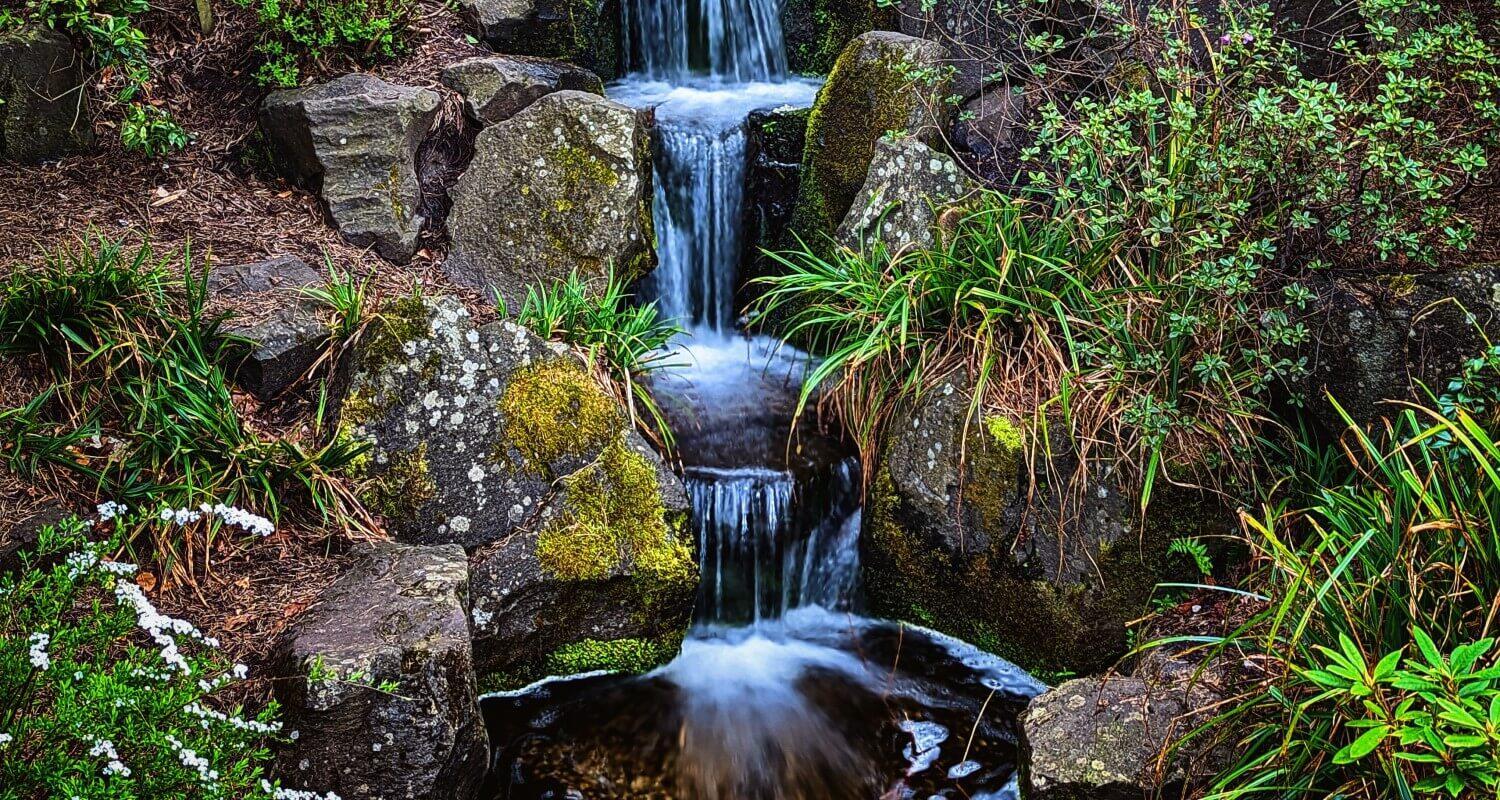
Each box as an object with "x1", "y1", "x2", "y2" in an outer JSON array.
[
  {"x1": 261, "y1": 780, "x2": 342, "y2": 800},
  {"x1": 0, "y1": 732, "x2": 12, "y2": 746},
  {"x1": 28, "y1": 632, "x2": 50, "y2": 671},
  {"x1": 96, "y1": 501, "x2": 128, "y2": 522}
]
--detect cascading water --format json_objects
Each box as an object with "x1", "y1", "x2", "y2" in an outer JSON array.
[{"x1": 478, "y1": 1, "x2": 1044, "y2": 796}]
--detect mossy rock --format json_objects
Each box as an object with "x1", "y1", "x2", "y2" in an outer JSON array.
[
  {"x1": 780, "y1": 0, "x2": 895, "y2": 76},
  {"x1": 458, "y1": 0, "x2": 620, "y2": 79},
  {"x1": 861, "y1": 381, "x2": 1225, "y2": 675},
  {"x1": 784, "y1": 31, "x2": 952, "y2": 254},
  {"x1": 0, "y1": 25, "x2": 91, "y2": 163},
  {"x1": 444, "y1": 90, "x2": 655, "y2": 313}
]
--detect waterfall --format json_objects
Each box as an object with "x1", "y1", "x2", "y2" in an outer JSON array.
[
  {"x1": 688, "y1": 461, "x2": 861, "y2": 625},
  {"x1": 621, "y1": 0, "x2": 790, "y2": 82},
  {"x1": 649, "y1": 120, "x2": 747, "y2": 331}
]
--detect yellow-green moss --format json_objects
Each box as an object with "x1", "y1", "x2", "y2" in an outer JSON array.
[
  {"x1": 360, "y1": 293, "x2": 431, "y2": 376},
  {"x1": 543, "y1": 636, "x2": 672, "y2": 675},
  {"x1": 362, "y1": 443, "x2": 437, "y2": 522},
  {"x1": 535, "y1": 435, "x2": 695, "y2": 587},
  {"x1": 498, "y1": 359, "x2": 620, "y2": 468}
]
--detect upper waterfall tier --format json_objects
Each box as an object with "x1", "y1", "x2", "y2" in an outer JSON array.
[{"x1": 621, "y1": 0, "x2": 790, "y2": 81}]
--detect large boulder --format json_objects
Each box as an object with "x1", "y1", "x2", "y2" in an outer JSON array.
[
  {"x1": 440, "y1": 54, "x2": 604, "y2": 127},
  {"x1": 260, "y1": 74, "x2": 441, "y2": 264},
  {"x1": 863, "y1": 381, "x2": 1222, "y2": 675},
  {"x1": 444, "y1": 90, "x2": 655, "y2": 312},
  {"x1": 333, "y1": 295, "x2": 696, "y2": 676},
  {"x1": 0, "y1": 25, "x2": 91, "y2": 163},
  {"x1": 835, "y1": 136, "x2": 976, "y2": 250},
  {"x1": 1305, "y1": 266, "x2": 1500, "y2": 432},
  {"x1": 276, "y1": 541, "x2": 487, "y2": 800},
  {"x1": 786, "y1": 31, "x2": 952, "y2": 250},
  {"x1": 457, "y1": 0, "x2": 619, "y2": 79},
  {"x1": 780, "y1": 0, "x2": 890, "y2": 75},
  {"x1": 1022, "y1": 673, "x2": 1228, "y2": 799},
  {"x1": 212, "y1": 256, "x2": 329, "y2": 400}
]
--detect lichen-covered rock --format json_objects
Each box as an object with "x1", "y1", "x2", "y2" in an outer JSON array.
[
  {"x1": 208, "y1": 255, "x2": 322, "y2": 296},
  {"x1": 1022, "y1": 674, "x2": 1227, "y2": 799},
  {"x1": 260, "y1": 74, "x2": 440, "y2": 264},
  {"x1": 332, "y1": 295, "x2": 696, "y2": 675},
  {"x1": 780, "y1": 0, "x2": 890, "y2": 75},
  {"x1": 1306, "y1": 266, "x2": 1500, "y2": 432},
  {"x1": 212, "y1": 256, "x2": 329, "y2": 400},
  {"x1": 277, "y1": 541, "x2": 486, "y2": 800},
  {"x1": 787, "y1": 31, "x2": 952, "y2": 250},
  {"x1": 444, "y1": 90, "x2": 655, "y2": 311},
  {"x1": 863, "y1": 381, "x2": 1219, "y2": 674},
  {"x1": 440, "y1": 55, "x2": 605, "y2": 126},
  {"x1": 0, "y1": 25, "x2": 91, "y2": 163},
  {"x1": 835, "y1": 136, "x2": 976, "y2": 250},
  {"x1": 458, "y1": 0, "x2": 619, "y2": 79}
]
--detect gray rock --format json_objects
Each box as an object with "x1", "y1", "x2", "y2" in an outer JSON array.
[
  {"x1": 228, "y1": 301, "x2": 329, "y2": 400},
  {"x1": 208, "y1": 255, "x2": 322, "y2": 296},
  {"x1": 787, "y1": 31, "x2": 952, "y2": 248},
  {"x1": 896, "y1": 0, "x2": 1022, "y2": 100},
  {"x1": 836, "y1": 136, "x2": 976, "y2": 250},
  {"x1": 0, "y1": 502, "x2": 72, "y2": 574},
  {"x1": 443, "y1": 90, "x2": 655, "y2": 312},
  {"x1": 1022, "y1": 674, "x2": 1228, "y2": 799},
  {"x1": 260, "y1": 74, "x2": 441, "y2": 264},
  {"x1": 441, "y1": 55, "x2": 603, "y2": 126},
  {"x1": 332, "y1": 295, "x2": 696, "y2": 674},
  {"x1": 1306, "y1": 266, "x2": 1500, "y2": 431},
  {"x1": 0, "y1": 25, "x2": 91, "y2": 163},
  {"x1": 277, "y1": 541, "x2": 486, "y2": 800},
  {"x1": 863, "y1": 381, "x2": 1221, "y2": 674},
  {"x1": 457, "y1": 0, "x2": 618, "y2": 79}
]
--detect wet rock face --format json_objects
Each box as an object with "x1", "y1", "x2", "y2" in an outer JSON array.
[
  {"x1": 740, "y1": 105, "x2": 810, "y2": 309},
  {"x1": 1022, "y1": 673, "x2": 1227, "y2": 799},
  {"x1": 787, "y1": 31, "x2": 952, "y2": 249},
  {"x1": 1306, "y1": 266, "x2": 1500, "y2": 432},
  {"x1": 836, "y1": 137, "x2": 976, "y2": 250},
  {"x1": 260, "y1": 74, "x2": 441, "y2": 264},
  {"x1": 440, "y1": 55, "x2": 605, "y2": 127},
  {"x1": 277, "y1": 542, "x2": 487, "y2": 800},
  {"x1": 444, "y1": 90, "x2": 655, "y2": 312},
  {"x1": 458, "y1": 0, "x2": 619, "y2": 79},
  {"x1": 0, "y1": 25, "x2": 91, "y2": 163},
  {"x1": 780, "y1": 0, "x2": 888, "y2": 76},
  {"x1": 332, "y1": 295, "x2": 695, "y2": 675},
  {"x1": 212, "y1": 256, "x2": 329, "y2": 400},
  {"x1": 863, "y1": 382, "x2": 1213, "y2": 674}
]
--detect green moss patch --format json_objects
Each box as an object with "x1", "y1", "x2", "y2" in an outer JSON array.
[
  {"x1": 362, "y1": 443, "x2": 437, "y2": 522},
  {"x1": 498, "y1": 359, "x2": 621, "y2": 468},
  {"x1": 543, "y1": 636, "x2": 673, "y2": 675}
]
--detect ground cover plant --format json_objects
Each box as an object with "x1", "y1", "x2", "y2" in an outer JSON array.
[
  {"x1": 233, "y1": 0, "x2": 421, "y2": 86},
  {"x1": 0, "y1": 239, "x2": 367, "y2": 579}
]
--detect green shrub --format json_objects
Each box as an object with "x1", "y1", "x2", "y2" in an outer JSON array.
[
  {"x1": 0, "y1": 512, "x2": 337, "y2": 800},
  {"x1": 1189, "y1": 396, "x2": 1500, "y2": 798},
  {"x1": 234, "y1": 0, "x2": 419, "y2": 87},
  {"x1": 510, "y1": 269, "x2": 683, "y2": 449},
  {"x1": 0, "y1": 239, "x2": 366, "y2": 577},
  {"x1": 0, "y1": 0, "x2": 185, "y2": 155}
]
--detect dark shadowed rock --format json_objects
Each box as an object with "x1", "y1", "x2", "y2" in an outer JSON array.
[
  {"x1": 444, "y1": 90, "x2": 654, "y2": 312},
  {"x1": 0, "y1": 502, "x2": 71, "y2": 574},
  {"x1": 331, "y1": 295, "x2": 696, "y2": 675},
  {"x1": 208, "y1": 255, "x2": 322, "y2": 296},
  {"x1": 952, "y1": 85, "x2": 1034, "y2": 187},
  {"x1": 896, "y1": 0, "x2": 1023, "y2": 100},
  {"x1": 457, "y1": 0, "x2": 619, "y2": 79},
  {"x1": 0, "y1": 25, "x2": 91, "y2": 163},
  {"x1": 277, "y1": 541, "x2": 486, "y2": 800},
  {"x1": 787, "y1": 31, "x2": 952, "y2": 249},
  {"x1": 740, "y1": 104, "x2": 810, "y2": 309},
  {"x1": 780, "y1": 0, "x2": 890, "y2": 75},
  {"x1": 440, "y1": 55, "x2": 605, "y2": 126},
  {"x1": 1306, "y1": 266, "x2": 1500, "y2": 431},
  {"x1": 260, "y1": 74, "x2": 440, "y2": 264},
  {"x1": 1022, "y1": 673, "x2": 1229, "y2": 800},
  {"x1": 863, "y1": 381, "x2": 1222, "y2": 674},
  {"x1": 836, "y1": 136, "x2": 976, "y2": 250}
]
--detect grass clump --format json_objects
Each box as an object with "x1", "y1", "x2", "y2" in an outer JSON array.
[
  {"x1": 0, "y1": 239, "x2": 366, "y2": 579},
  {"x1": 510, "y1": 268, "x2": 682, "y2": 450},
  {"x1": 0, "y1": 511, "x2": 337, "y2": 799}
]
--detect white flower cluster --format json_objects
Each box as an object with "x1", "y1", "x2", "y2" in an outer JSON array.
[
  {"x1": 114, "y1": 580, "x2": 218, "y2": 675},
  {"x1": 183, "y1": 701, "x2": 282, "y2": 735},
  {"x1": 0, "y1": 732, "x2": 12, "y2": 746},
  {"x1": 260, "y1": 781, "x2": 342, "y2": 800},
  {"x1": 96, "y1": 501, "x2": 129, "y2": 522},
  {"x1": 88, "y1": 737, "x2": 131, "y2": 778},
  {"x1": 165, "y1": 734, "x2": 220, "y2": 785},
  {"x1": 65, "y1": 547, "x2": 137, "y2": 579},
  {"x1": 28, "y1": 632, "x2": 50, "y2": 671},
  {"x1": 158, "y1": 504, "x2": 275, "y2": 537}
]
